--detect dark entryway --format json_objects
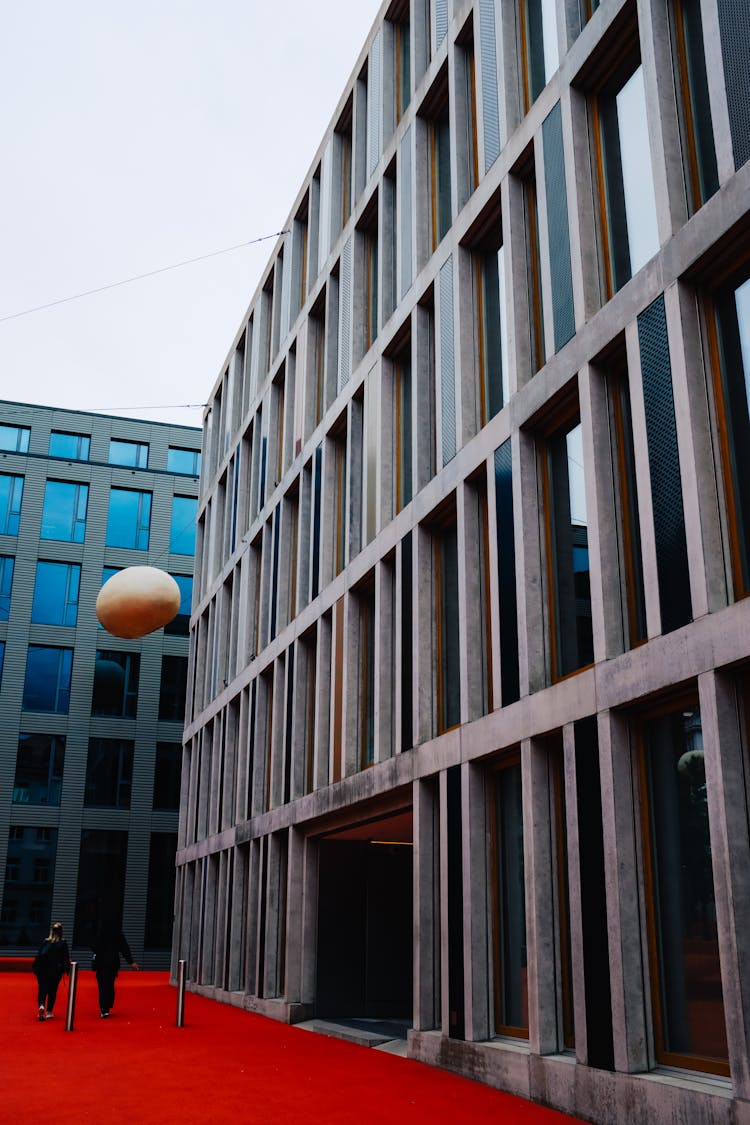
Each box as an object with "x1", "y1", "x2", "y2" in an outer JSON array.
[{"x1": 316, "y1": 811, "x2": 412, "y2": 1021}]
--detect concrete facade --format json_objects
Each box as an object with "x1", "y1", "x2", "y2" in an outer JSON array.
[
  {"x1": 0, "y1": 400, "x2": 200, "y2": 969},
  {"x1": 176, "y1": 0, "x2": 750, "y2": 1119}
]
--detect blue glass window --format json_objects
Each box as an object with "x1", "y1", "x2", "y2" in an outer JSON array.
[
  {"x1": 12, "y1": 733, "x2": 65, "y2": 806},
  {"x1": 0, "y1": 474, "x2": 24, "y2": 535},
  {"x1": 22, "y1": 646, "x2": 73, "y2": 713},
  {"x1": 85, "y1": 738, "x2": 134, "y2": 808},
  {"x1": 0, "y1": 640, "x2": 4, "y2": 685},
  {"x1": 167, "y1": 447, "x2": 202, "y2": 476},
  {"x1": 0, "y1": 555, "x2": 14, "y2": 620},
  {"x1": 40, "y1": 480, "x2": 88, "y2": 542},
  {"x1": 49, "y1": 431, "x2": 90, "y2": 461},
  {"x1": 164, "y1": 574, "x2": 193, "y2": 636},
  {"x1": 0, "y1": 424, "x2": 30, "y2": 453},
  {"x1": 92, "y1": 650, "x2": 140, "y2": 717},
  {"x1": 170, "y1": 496, "x2": 197, "y2": 555},
  {"x1": 109, "y1": 438, "x2": 149, "y2": 468},
  {"x1": 106, "y1": 488, "x2": 152, "y2": 550},
  {"x1": 31, "y1": 561, "x2": 81, "y2": 626}
]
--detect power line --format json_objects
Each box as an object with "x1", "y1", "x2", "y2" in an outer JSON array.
[{"x1": 0, "y1": 230, "x2": 288, "y2": 325}]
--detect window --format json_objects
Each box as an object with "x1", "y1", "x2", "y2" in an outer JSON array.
[
  {"x1": 429, "y1": 94, "x2": 452, "y2": 250},
  {"x1": 153, "y1": 743, "x2": 181, "y2": 809},
  {"x1": 159, "y1": 655, "x2": 188, "y2": 722},
  {"x1": 0, "y1": 555, "x2": 13, "y2": 620},
  {"x1": 31, "y1": 561, "x2": 81, "y2": 626},
  {"x1": 331, "y1": 425, "x2": 348, "y2": 578},
  {"x1": 22, "y1": 646, "x2": 73, "y2": 713},
  {"x1": 85, "y1": 739, "x2": 133, "y2": 808},
  {"x1": 49, "y1": 431, "x2": 90, "y2": 461},
  {"x1": 0, "y1": 423, "x2": 30, "y2": 453},
  {"x1": 542, "y1": 408, "x2": 594, "y2": 680},
  {"x1": 145, "y1": 832, "x2": 178, "y2": 948},
  {"x1": 639, "y1": 703, "x2": 728, "y2": 1074},
  {"x1": 520, "y1": 0, "x2": 559, "y2": 109},
  {"x1": 393, "y1": 336, "x2": 413, "y2": 513},
  {"x1": 0, "y1": 640, "x2": 4, "y2": 686},
  {"x1": 393, "y1": 2, "x2": 411, "y2": 123},
  {"x1": 607, "y1": 358, "x2": 647, "y2": 646},
  {"x1": 4, "y1": 827, "x2": 58, "y2": 946},
  {"x1": 522, "y1": 157, "x2": 546, "y2": 374},
  {"x1": 92, "y1": 650, "x2": 140, "y2": 718},
  {"x1": 670, "y1": 0, "x2": 718, "y2": 214},
  {"x1": 12, "y1": 733, "x2": 65, "y2": 806},
  {"x1": 106, "y1": 487, "x2": 151, "y2": 550},
  {"x1": 358, "y1": 580, "x2": 376, "y2": 768},
  {"x1": 74, "y1": 829, "x2": 128, "y2": 946},
  {"x1": 476, "y1": 243, "x2": 509, "y2": 423},
  {"x1": 492, "y1": 755, "x2": 528, "y2": 1036},
  {"x1": 708, "y1": 270, "x2": 750, "y2": 599},
  {"x1": 435, "y1": 510, "x2": 461, "y2": 734},
  {"x1": 457, "y1": 23, "x2": 478, "y2": 201},
  {"x1": 362, "y1": 209, "x2": 379, "y2": 353},
  {"x1": 167, "y1": 447, "x2": 201, "y2": 476},
  {"x1": 164, "y1": 574, "x2": 193, "y2": 636},
  {"x1": 336, "y1": 103, "x2": 353, "y2": 232},
  {"x1": 170, "y1": 496, "x2": 198, "y2": 555},
  {"x1": 108, "y1": 438, "x2": 148, "y2": 468},
  {"x1": 41, "y1": 480, "x2": 88, "y2": 543},
  {"x1": 594, "y1": 63, "x2": 660, "y2": 296},
  {"x1": 0, "y1": 474, "x2": 24, "y2": 535}
]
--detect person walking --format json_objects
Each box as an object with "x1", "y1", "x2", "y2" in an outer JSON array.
[
  {"x1": 32, "y1": 921, "x2": 71, "y2": 1021},
  {"x1": 91, "y1": 922, "x2": 139, "y2": 1018}
]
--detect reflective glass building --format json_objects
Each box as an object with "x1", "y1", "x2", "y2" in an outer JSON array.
[
  {"x1": 177, "y1": 1, "x2": 750, "y2": 1119},
  {"x1": 0, "y1": 400, "x2": 200, "y2": 968}
]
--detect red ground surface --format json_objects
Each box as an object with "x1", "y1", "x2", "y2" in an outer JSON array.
[{"x1": 2, "y1": 967, "x2": 587, "y2": 1124}]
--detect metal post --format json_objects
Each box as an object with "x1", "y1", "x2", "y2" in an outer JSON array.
[
  {"x1": 176, "y1": 959, "x2": 186, "y2": 1027},
  {"x1": 65, "y1": 961, "x2": 79, "y2": 1032}
]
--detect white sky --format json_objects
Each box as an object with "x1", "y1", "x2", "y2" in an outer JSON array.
[{"x1": 0, "y1": 0, "x2": 381, "y2": 429}]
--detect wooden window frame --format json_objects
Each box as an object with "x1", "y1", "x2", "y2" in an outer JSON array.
[{"x1": 489, "y1": 749, "x2": 529, "y2": 1039}]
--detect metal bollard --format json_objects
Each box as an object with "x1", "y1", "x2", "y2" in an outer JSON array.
[
  {"x1": 176, "y1": 959, "x2": 186, "y2": 1027},
  {"x1": 65, "y1": 961, "x2": 79, "y2": 1032}
]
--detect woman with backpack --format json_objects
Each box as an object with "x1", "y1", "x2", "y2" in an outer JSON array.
[{"x1": 32, "y1": 921, "x2": 71, "y2": 1021}]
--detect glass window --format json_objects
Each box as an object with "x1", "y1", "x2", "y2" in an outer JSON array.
[
  {"x1": 523, "y1": 159, "x2": 546, "y2": 375},
  {"x1": 641, "y1": 704, "x2": 728, "y2": 1074},
  {"x1": 430, "y1": 100, "x2": 452, "y2": 249},
  {"x1": 710, "y1": 272, "x2": 750, "y2": 598},
  {"x1": 158, "y1": 654, "x2": 188, "y2": 722},
  {"x1": 153, "y1": 743, "x2": 182, "y2": 809},
  {"x1": 596, "y1": 64, "x2": 660, "y2": 295},
  {"x1": 145, "y1": 832, "x2": 178, "y2": 948},
  {"x1": 359, "y1": 583, "x2": 376, "y2": 768},
  {"x1": 394, "y1": 9, "x2": 411, "y2": 123},
  {"x1": 394, "y1": 341, "x2": 413, "y2": 513},
  {"x1": 670, "y1": 0, "x2": 718, "y2": 213},
  {"x1": 0, "y1": 473, "x2": 24, "y2": 535},
  {"x1": 12, "y1": 733, "x2": 65, "y2": 806},
  {"x1": 49, "y1": 431, "x2": 90, "y2": 461},
  {"x1": 40, "y1": 480, "x2": 88, "y2": 543},
  {"x1": 0, "y1": 554, "x2": 14, "y2": 620},
  {"x1": 92, "y1": 650, "x2": 140, "y2": 718},
  {"x1": 492, "y1": 756, "x2": 528, "y2": 1036},
  {"x1": 0, "y1": 640, "x2": 4, "y2": 685},
  {"x1": 3, "y1": 826, "x2": 58, "y2": 947},
  {"x1": 106, "y1": 487, "x2": 151, "y2": 550},
  {"x1": 170, "y1": 496, "x2": 197, "y2": 555},
  {"x1": 109, "y1": 438, "x2": 148, "y2": 468},
  {"x1": 0, "y1": 423, "x2": 30, "y2": 453},
  {"x1": 31, "y1": 561, "x2": 81, "y2": 626},
  {"x1": 476, "y1": 244, "x2": 509, "y2": 423},
  {"x1": 167, "y1": 446, "x2": 201, "y2": 476},
  {"x1": 608, "y1": 364, "x2": 647, "y2": 646},
  {"x1": 85, "y1": 738, "x2": 134, "y2": 808},
  {"x1": 22, "y1": 646, "x2": 73, "y2": 713},
  {"x1": 364, "y1": 218, "x2": 379, "y2": 352},
  {"x1": 164, "y1": 574, "x2": 193, "y2": 636},
  {"x1": 521, "y1": 0, "x2": 559, "y2": 109},
  {"x1": 74, "y1": 829, "x2": 128, "y2": 947},
  {"x1": 543, "y1": 413, "x2": 594, "y2": 679},
  {"x1": 436, "y1": 517, "x2": 461, "y2": 733}
]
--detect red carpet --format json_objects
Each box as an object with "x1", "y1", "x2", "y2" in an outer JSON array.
[{"x1": 3, "y1": 969, "x2": 586, "y2": 1124}]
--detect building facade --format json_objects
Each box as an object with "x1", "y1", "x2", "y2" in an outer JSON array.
[
  {"x1": 176, "y1": 0, "x2": 750, "y2": 1120},
  {"x1": 0, "y1": 401, "x2": 200, "y2": 969}
]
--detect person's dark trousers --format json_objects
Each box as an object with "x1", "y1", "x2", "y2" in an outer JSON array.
[
  {"x1": 36, "y1": 976, "x2": 59, "y2": 1012},
  {"x1": 96, "y1": 971, "x2": 116, "y2": 1014}
]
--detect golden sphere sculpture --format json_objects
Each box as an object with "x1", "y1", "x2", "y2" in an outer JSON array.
[{"x1": 96, "y1": 566, "x2": 181, "y2": 639}]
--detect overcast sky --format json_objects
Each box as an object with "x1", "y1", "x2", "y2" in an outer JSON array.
[{"x1": 0, "y1": 0, "x2": 381, "y2": 429}]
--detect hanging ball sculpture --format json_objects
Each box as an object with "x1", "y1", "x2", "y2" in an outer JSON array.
[{"x1": 96, "y1": 566, "x2": 181, "y2": 639}]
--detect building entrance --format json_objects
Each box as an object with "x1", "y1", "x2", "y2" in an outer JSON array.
[{"x1": 315, "y1": 810, "x2": 412, "y2": 1022}]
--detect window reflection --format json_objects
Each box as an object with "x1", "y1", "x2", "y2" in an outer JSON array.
[
  {"x1": 170, "y1": 496, "x2": 197, "y2": 555},
  {"x1": 0, "y1": 474, "x2": 24, "y2": 535},
  {"x1": 22, "y1": 646, "x2": 73, "y2": 713},
  {"x1": 109, "y1": 438, "x2": 148, "y2": 468},
  {"x1": 41, "y1": 480, "x2": 88, "y2": 542},
  {"x1": 643, "y1": 705, "x2": 729, "y2": 1072},
  {"x1": 0, "y1": 424, "x2": 30, "y2": 453},
  {"x1": 31, "y1": 561, "x2": 80, "y2": 626},
  {"x1": 2, "y1": 826, "x2": 59, "y2": 947},
  {"x1": 0, "y1": 555, "x2": 14, "y2": 620},
  {"x1": 92, "y1": 650, "x2": 140, "y2": 718},
  {"x1": 85, "y1": 739, "x2": 134, "y2": 808},
  {"x1": 49, "y1": 431, "x2": 90, "y2": 461},
  {"x1": 106, "y1": 488, "x2": 151, "y2": 551},
  {"x1": 12, "y1": 733, "x2": 65, "y2": 806},
  {"x1": 493, "y1": 757, "x2": 528, "y2": 1035}
]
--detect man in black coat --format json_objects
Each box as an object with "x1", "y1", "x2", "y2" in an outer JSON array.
[{"x1": 91, "y1": 923, "x2": 139, "y2": 1017}]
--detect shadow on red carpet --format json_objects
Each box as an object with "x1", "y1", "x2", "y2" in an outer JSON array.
[{"x1": 3, "y1": 968, "x2": 586, "y2": 1124}]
